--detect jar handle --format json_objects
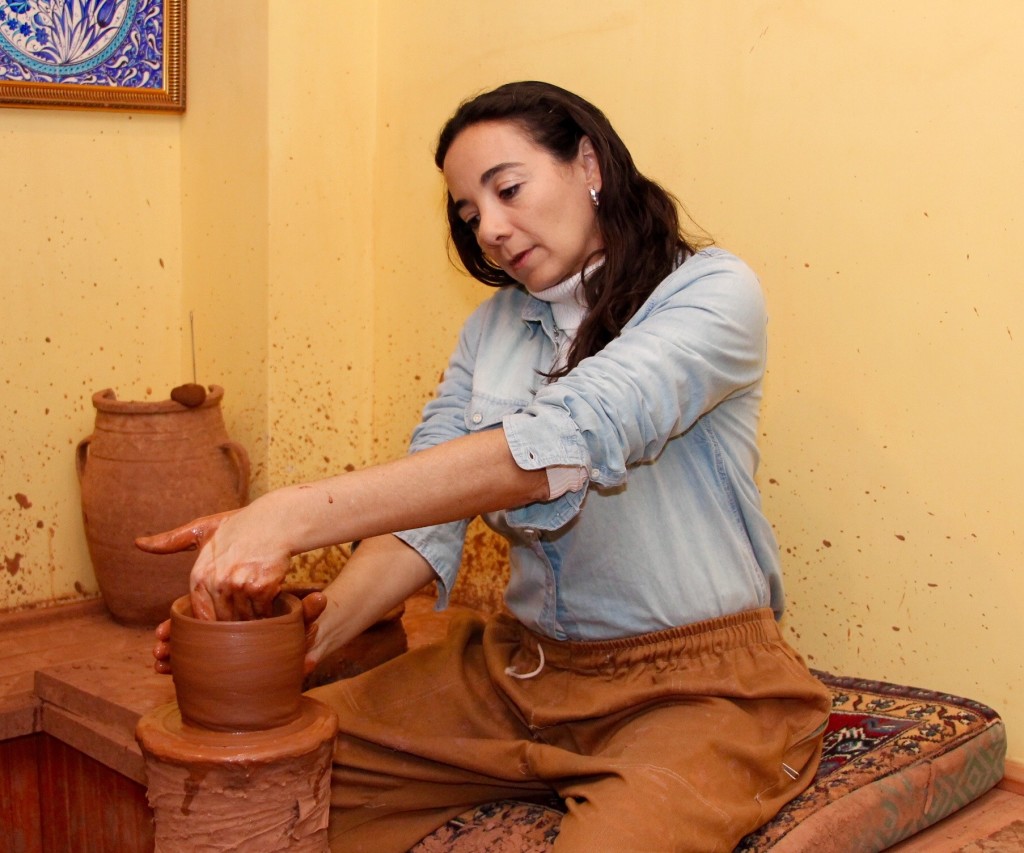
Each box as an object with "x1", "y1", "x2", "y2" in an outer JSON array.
[
  {"x1": 75, "y1": 435, "x2": 93, "y2": 483},
  {"x1": 220, "y1": 441, "x2": 251, "y2": 505}
]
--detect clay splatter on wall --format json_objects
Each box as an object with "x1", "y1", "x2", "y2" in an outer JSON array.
[
  {"x1": 4, "y1": 553, "x2": 23, "y2": 576},
  {"x1": 448, "y1": 518, "x2": 510, "y2": 614}
]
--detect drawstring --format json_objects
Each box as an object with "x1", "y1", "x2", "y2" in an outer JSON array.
[{"x1": 505, "y1": 644, "x2": 545, "y2": 680}]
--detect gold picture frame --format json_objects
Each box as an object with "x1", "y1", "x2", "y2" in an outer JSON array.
[{"x1": 0, "y1": 0, "x2": 185, "y2": 113}]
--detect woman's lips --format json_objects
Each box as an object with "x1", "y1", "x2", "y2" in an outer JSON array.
[{"x1": 509, "y1": 248, "x2": 533, "y2": 272}]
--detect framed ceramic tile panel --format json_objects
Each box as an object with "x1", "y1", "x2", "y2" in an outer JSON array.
[{"x1": 0, "y1": 0, "x2": 184, "y2": 112}]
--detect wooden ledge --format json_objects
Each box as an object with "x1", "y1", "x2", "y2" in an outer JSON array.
[
  {"x1": 0, "y1": 599, "x2": 173, "y2": 778},
  {"x1": 1, "y1": 596, "x2": 411, "y2": 782}
]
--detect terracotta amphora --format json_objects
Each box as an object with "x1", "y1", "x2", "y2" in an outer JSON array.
[{"x1": 76, "y1": 386, "x2": 250, "y2": 625}]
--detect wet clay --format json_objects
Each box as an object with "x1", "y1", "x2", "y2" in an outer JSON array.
[
  {"x1": 170, "y1": 383, "x2": 207, "y2": 407},
  {"x1": 137, "y1": 698, "x2": 339, "y2": 853},
  {"x1": 170, "y1": 593, "x2": 305, "y2": 732}
]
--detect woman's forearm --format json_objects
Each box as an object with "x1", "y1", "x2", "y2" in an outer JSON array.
[
  {"x1": 309, "y1": 534, "x2": 436, "y2": 661},
  {"x1": 272, "y1": 427, "x2": 549, "y2": 557},
  {"x1": 137, "y1": 427, "x2": 547, "y2": 622}
]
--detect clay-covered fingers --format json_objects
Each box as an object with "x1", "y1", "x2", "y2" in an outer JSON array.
[
  {"x1": 198, "y1": 577, "x2": 256, "y2": 622},
  {"x1": 190, "y1": 564, "x2": 283, "y2": 622},
  {"x1": 302, "y1": 591, "x2": 327, "y2": 627},
  {"x1": 301, "y1": 592, "x2": 328, "y2": 676},
  {"x1": 134, "y1": 510, "x2": 239, "y2": 555},
  {"x1": 189, "y1": 581, "x2": 218, "y2": 622},
  {"x1": 153, "y1": 618, "x2": 172, "y2": 675},
  {"x1": 247, "y1": 574, "x2": 282, "y2": 619},
  {"x1": 230, "y1": 574, "x2": 280, "y2": 622}
]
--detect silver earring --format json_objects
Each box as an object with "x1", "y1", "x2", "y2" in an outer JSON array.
[{"x1": 589, "y1": 187, "x2": 600, "y2": 208}]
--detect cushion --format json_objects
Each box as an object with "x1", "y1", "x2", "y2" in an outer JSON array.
[{"x1": 410, "y1": 671, "x2": 1006, "y2": 852}]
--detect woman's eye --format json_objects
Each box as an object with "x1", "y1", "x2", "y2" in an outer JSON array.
[
  {"x1": 465, "y1": 214, "x2": 480, "y2": 231},
  {"x1": 498, "y1": 184, "x2": 520, "y2": 201}
]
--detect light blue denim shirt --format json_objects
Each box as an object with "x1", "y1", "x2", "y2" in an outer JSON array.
[{"x1": 395, "y1": 247, "x2": 783, "y2": 641}]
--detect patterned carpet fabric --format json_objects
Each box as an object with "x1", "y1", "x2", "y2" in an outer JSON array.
[
  {"x1": 409, "y1": 800, "x2": 563, "y2": 852},
  {"x1": 410, "y1": 671, "x2": 1006, "y2": 852}
]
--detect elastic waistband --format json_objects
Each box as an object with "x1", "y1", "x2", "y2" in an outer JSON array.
[{"x1": 502, "y1": 608, "x2": 782, "y2": 673}]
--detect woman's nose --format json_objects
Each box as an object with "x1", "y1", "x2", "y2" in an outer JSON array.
[{"x1": 476, "y1": 205, "x2": 511, "y2": 247}]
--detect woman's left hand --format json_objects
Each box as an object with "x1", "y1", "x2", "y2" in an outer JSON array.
[{"x1": 300, "y1": 591, "x2": 328, "y2": 675}]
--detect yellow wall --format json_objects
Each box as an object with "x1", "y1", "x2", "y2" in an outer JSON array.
[
  {"x1": 180, "y1": 3, "x2": 270, "y2": 491},
  {"x1": 1, "y1": 98, "x2": 184, "y2": 604},
  {"x1": 368, "y1": 1, "x2": 1024, "y2": 762},
  {"x1": 1, "y1": 1, "x2": 1021, "y2": 761}
]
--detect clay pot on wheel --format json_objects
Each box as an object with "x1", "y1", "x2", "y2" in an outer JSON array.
[
  {"x1": 76, "y1": 386, "x2": 250, "y2": 626},
  {"x1": 169, "y1": 593, "x2": 306, "y2": 732}
]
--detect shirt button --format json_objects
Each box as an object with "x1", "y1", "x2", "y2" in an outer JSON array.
[
  {"x1": 590, "y1": 468, "x2": 600, "y2": 479},
  {"x1": 471, "y1": 412, "x2": 483, "y2": 424}
]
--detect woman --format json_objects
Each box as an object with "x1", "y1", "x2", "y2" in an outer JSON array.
[{"x1": 142, "y1": 81, "x2": 830, "y2": 852}]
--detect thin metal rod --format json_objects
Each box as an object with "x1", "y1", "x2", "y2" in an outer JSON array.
[{"x1": 189, "y1": 310, "x2": 197, "y2": 384}]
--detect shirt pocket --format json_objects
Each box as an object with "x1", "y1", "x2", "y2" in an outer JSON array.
[{"x1": 464, "y1": 393, "x2": 530, "y2": 432}]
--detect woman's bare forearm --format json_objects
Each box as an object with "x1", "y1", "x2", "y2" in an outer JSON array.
[
  {"x1": 309, "y1": 534, "x2": 436, "y2": 660},
  {"x1": 137, "y1": 427, "x2": 547, "y2": 623},
  {"x1": 270, "y1": 428, "x2": 549, "y2": 558}
]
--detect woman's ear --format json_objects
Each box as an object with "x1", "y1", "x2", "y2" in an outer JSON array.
[{"x1": 578, "y1": 135, "x2": 602, "y2": 193}]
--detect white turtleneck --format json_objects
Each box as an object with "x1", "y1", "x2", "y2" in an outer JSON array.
[{"x1": 531, "y1": 262, "x2": 598, "y2": 372}]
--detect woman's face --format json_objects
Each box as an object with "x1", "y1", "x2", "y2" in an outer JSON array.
[{"x1": 442, "y1": 120, "x2": 603, "y2": 293}]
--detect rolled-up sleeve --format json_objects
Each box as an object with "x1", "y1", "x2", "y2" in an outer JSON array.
[{"x1": 393, "y1": 520, "x2": 468, "y2": 607}]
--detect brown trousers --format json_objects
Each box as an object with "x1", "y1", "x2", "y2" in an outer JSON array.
[{"x1": 308, "y1": 608, "x2": 831, "y2": 853}]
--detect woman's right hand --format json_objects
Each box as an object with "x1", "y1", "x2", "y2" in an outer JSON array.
[{"x1": 136, "y1": 506, "x2": 293, "y2": 622}]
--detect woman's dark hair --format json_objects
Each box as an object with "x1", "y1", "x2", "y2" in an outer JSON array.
[{"x1": 435, "y1": 81, "x2": 704, "y2": 376}]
